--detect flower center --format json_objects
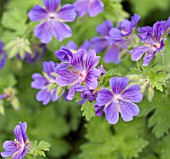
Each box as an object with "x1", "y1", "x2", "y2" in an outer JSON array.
[
  {"x1": 153, "y1": 43, "x2": 160, "y2": 49},
  {"x1": 48, "y1": 13, "x2": 56, "y2": 20},
  {"x1": 79, "y1": 71, "x2": 86, "y2": 80},
  {"x1": 114, "y1": 94, "x2": 121, "y2": 102}
]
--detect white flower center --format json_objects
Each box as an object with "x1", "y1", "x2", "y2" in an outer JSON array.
[
  {"x1": 153, "y1": 43, "x2": 160, "y2": 49},
  {"x1": 79, "y1": 71, "x2": 86, "y2": 80},
  {"x1": 114, "y1": 94, "x2": 120, "y2": 100},
  {"x1": 48, "y1": 13, "x2": 56, "y2": 20}
]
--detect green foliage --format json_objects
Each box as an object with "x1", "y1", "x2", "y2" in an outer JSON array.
[
  {"x1": 129, "y1": 62, "x2": 167, "y2": 102},
  {"x1": 28, "y1": 140, "x2": 51, "y2": 157},
  {"x1": 0, "y1": 74, "x2": 16, "y2": 90},
  {"x1": 81, "y1": 100, "x2": 95, "y2": 121},
  {"x1": 130, "y1": 0, "x2": 170, "y2": 18},
  {"x1": 156, "y1": 136, "x2": 170, "y2": 159},
  {"x1": 79, "y1": 117, "x2": 148, "y2": 159},
  {"x1": 102, "y1": 0, "x2": 128, "y2": 22},
  {"x1": 148, "y1": 70, "x2": 167, "y2": 92},
  {"x1": 1, "y1": 8, "x2": 27, "y2": 35},
  {"x1": 5, "y1": 38, "x2": 32, "y2": 59},
  {"x1": 139, "y1": 91, "x2": 170, "y2": 138}
]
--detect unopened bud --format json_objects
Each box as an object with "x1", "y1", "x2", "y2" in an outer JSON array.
[
  {"x1": 128, "y1": 75, "x2": 141, "y2": 82},
  {"x1": 147, "y1": 86, "x2": 154, "y2": 102}
]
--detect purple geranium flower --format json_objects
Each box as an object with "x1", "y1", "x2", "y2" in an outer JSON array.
[
  {"x1": 0, "y1": 41, "x2": 7, "y2": 69},
  {"x1": 28, "y1": 0, "x2": 77, "y2": 43},
  {"x1": 91, "y1": 14, "x2": 140, "y2": 64},
  {"x1": 56, "y1": 49, "x2": 100, "y2": 100},
  {"x1": 31, "y1": 61, "x2": 64, "y2": 105},
  {"x1": 95, "y1": 76, "x2": 143, "y2": 124},
  {"x1": 130, "y1": 17, "x2": 170, "y2": 66},
  {"x1": 74, "y1": 0, "x2": 104, "y2": 17},
  {"x1": 55, "y1": 40, "x2": 91, "y2": 71},
  {"x1": 117, "y1": 14, "x2": 141, "y2": 36},
  {"x1": 1, "y1": 122, "x2": 28, "y2": 159}
]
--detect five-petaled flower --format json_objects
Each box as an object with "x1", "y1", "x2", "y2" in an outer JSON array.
[
  {"x1": 74, "y1": 0, "x2": 104, "y2": 17},
  {"x1": 130, "y1": 17, "x2": 170, "y2": 66},
  {"x1": 1, "y1": 122, "x2": 28, "y2": 159},
  {"x1": 56, "y1": 49, "x2": 100, "y2": 100},
  {"x1": 31, "y1": 61, "x2": 64, "y2": 105},
  {"x1": 95, "y1": 76, "x2": 143, "y2": 124},
  {"x1": 0, "y1": 41, "x2": 7, "y2": 69},
  {"x1": 28, "y1": 0, "x2": 77, "y2": 43}
]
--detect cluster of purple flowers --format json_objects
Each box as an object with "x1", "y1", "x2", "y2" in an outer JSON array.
[
  {"x1": 1, "y1": 122, "x2": 28, "y2": 159},
  {"x1": 28, "y1": 0, "x2": 169, "y2": 125},
  {"x1": 60, "y1": 14, "x2": 140, "y2": 65},
  {"x1": 0, "y1": 41, "x2": 7, "y2": 69},
  {"x1": 91, "y1": 14, "x2": 140, "y2": 64},
  {"x1": 28, "y1": 0, "x2": 104, "y2": 44},
  {"x1": 32, "y1": 48, "x2": 103, "y2": 104},
  {"x1": 32, "y1": 45, "x2": 143, "y2": 124},
  {"x1": 130, "y1": 17, "x2": 170, "y2": 66}
]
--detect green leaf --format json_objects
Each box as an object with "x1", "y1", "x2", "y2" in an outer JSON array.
[
  {"x1": 139, "y1": 91, "x2": 170, "y2": 138},
  {"x1": 29, "y1": 140, "x2": 51, "y2": 157},
  {"x1": 35, "y1": 140, "x2": 51, "y2": 157},
  {"x1": 26, "y1": 154, "x2": 35, "y2": 159},
  {"x1": 114, "y1": 119, "x2": 149, "y2": 158},
  {"x1": 6, "y1": 38, "x2": 32, "y2": 59},
  {"x1": 1, "y1": 8, "x2": 27, "y2": 34},
  {"x1": 9, "y1": 46, "x2": 19, "y2": 58},
  {"x1": 81, "y1": 100, "x2": 95, "y2": 121},
  {"x1": 79, "y1": 117, "x2": 148, "y2": 159},
  {"x1": 148, "y1": 70, "x2": 167, "y2": 92},
  {"x1": 155, "y1": 135, "x2": 170, "y2": 159}
]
